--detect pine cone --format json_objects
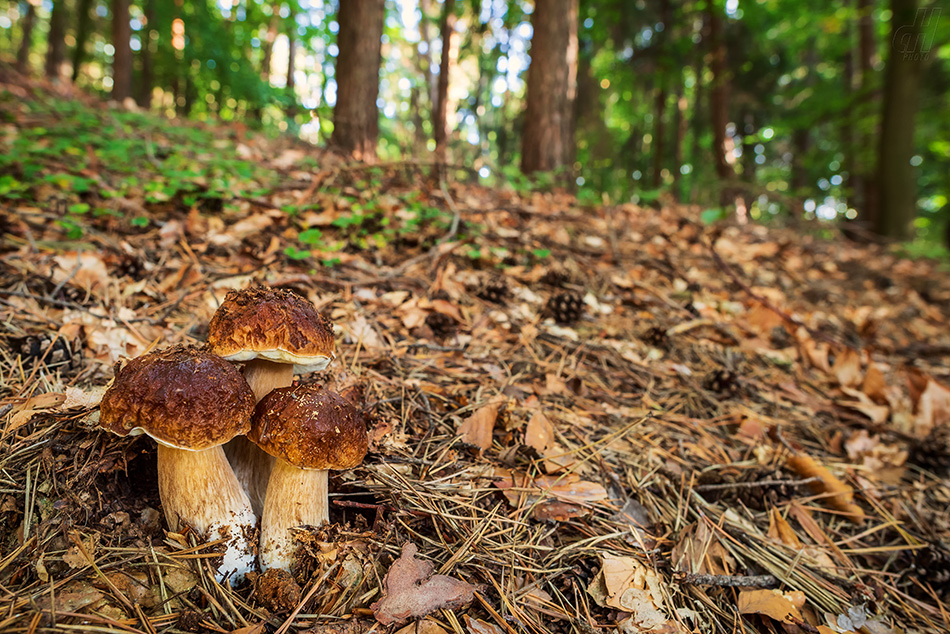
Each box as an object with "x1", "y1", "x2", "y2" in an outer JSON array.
[
  {"x1": 477, "y1": 278, "x2": 509, "y2": 304},
  {"x1": 10, "y1": 334, "x2": 79, "y2": 371},
  {"x1": 703, "y1": 368, "x2": 739, "y2": 398},
  {"x1": 903, "y1": 542, "x2": 950, "y2": 600},
  {"x1": 547, "y1": 291, "x2": 584, "y2": 324},
  {"x1": 425, "y1": 312, "x2": 456, "y2": 339},
  {"x1": 112, "y1": 253, "x2": 145, "y2": 280},
  {"x1": 908, "y1": 427, "x2": 950, "y2": 477},
  {"x1": 540, "y1": 268, "x2": 570, "y2": 288},
  {"x1": 643, "y1": 326, "x2": 669, "y2": 348}
]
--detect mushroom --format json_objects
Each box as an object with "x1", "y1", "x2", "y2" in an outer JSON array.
[
  {"x1": 249, "y1": 384, "x2": 368, "y2": 571},
  {"x1": 207, "y1": 286, "x2": 335, "y2": 514},
  {"x1": 98, "y1": 345, "x2": 257, "y2": 585}
]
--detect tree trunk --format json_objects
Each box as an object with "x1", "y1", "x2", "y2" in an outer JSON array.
[
  {"x1": 707, "y1": 6, "x2": 734, "y2": 189},
  {"x1": 71, "y1": 0, "x2": 94, "y2": 82},
  {"x1": 330, "y1": 0, "x2": 385, "y2": 161},
  {"x1": 286, "y1": 26, "x2": 297, "y2": 117},
  {"x1": 136, "y1": 0, "x2": 155, "y2": 108},
  {"x1": 433, "y1": 0, "x2": 456, "y2": 165},
  {"x1": 45, "y1": 0, "x2": 68, "y2": 80},
  {"x1": 671, "y1": 90, "x2": 687, "y2": 201},
  {"x1": 16, "y1": 1, "x2": 37, "y2": 74},
  {"x1": 857, "y1": 0, "x2": 879, "y2": 227},
  {"x1": 261, "y1": 14, "x2": 279, "y2": 82},
  {"x1": 875, "y1": 0, "x2": 927, "y2": 239},
  {"x1": 521, "y1": 0, "x2": 578, "y2": 176},
  {"x1": 651, "y1": 86, "x2": 668, "y2": 189},
  {"x1": 111, "y1": 0, "x2": 132, "y2": 101}
]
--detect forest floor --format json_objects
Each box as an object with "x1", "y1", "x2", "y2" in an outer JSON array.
[{"x1": 2, "y1": 75, "x2": 950, "y2": 634}]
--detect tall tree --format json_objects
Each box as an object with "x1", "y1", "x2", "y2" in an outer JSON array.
[
  {"x1": 330, "y1": 0, "x2": 385, "y2": 161},
  {"x1": 707, "y1": 3, "x2": 735, "y2": 196},
  {"x1": 16, "y1": 0, "x2": 38, "y2": 74},
  {"x1": 521, "y1": 0, "x2": 579, "y2": 175},
  {"x1": 44, "y1": 0, "x2": 68, "y2": 80},
  {"x1": 875, "y1": 0, "x2": 927, "y2": 238},
  {"x1": 856, "y1": 0, "x2": 879, "y2": 226},
  {"x1": 651, "y1": 0, "x2": 673, "y2": 189},
  {"x1": 136, "y1": 0, "x2": 156, "y2": 108},
  {"x1": 111, "y1": 0, "x2": 133, "y2": 101},
  {"x1": 71, "y1": 0, "x2": 94, "y2": 82},
  {"x1": 433, "y1": 0, "x2": 457, "y2": 165}
]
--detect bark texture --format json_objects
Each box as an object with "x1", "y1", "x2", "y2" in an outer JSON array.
[
  {"x1": 16, "y1": 1, "x2": 37, "y2": 74},
  {"x1": 330, "y1": 0, "x2": 385, "y2": 161},
  {"x1": 44, "y1": 0, "x2": 68, "y2": 80},
  {"x1": 111, "y1": 0, "x2": 133, "y2": 101},
  {"x1": 521, "y1": 0, "x2": 578, "y2": 175},
  {"x1": 71, "y1": 0, "x2": 93, "y2": 82},
  {"x1": 875, "y1": 0, "x2": 926, "y2": 239},
  {"x1": 433, "y1": 0, "x2": 456, "y2": 163}
]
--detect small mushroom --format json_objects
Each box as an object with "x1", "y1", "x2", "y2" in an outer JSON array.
[
  {"x1": 249, "y1": 384, "x2": 368, "y2": 571},
  {"x1": 99, "y1": 345, "x2": 257, "y2": 585},
  {"x1": 207, "y1": 286, "x2": 336, "y2": 514}
]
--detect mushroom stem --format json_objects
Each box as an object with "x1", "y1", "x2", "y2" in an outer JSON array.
[
  {"x1": 242, "y1": 359, "x2": 294, "y2": 402},
  {"x1": 157, "y1": 444, "x2": 257, "y2": 585},
  {"x1": 259, "y1": 460, "x2": 328, "y2": 571},
  {"x1": 224, "y1": 359, "x2": 291, "y2": 514}
]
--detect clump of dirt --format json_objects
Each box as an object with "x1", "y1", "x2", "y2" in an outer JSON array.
[{"x1": 251, "y1": 568, "x2": 302, "y2": 612}]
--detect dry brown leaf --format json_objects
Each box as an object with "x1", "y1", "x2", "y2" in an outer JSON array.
[
  {"x1": 395, "y1": 619, "x2": 449, "y2": 634},
  {"x1": 463, "y1": 615, "x2": 504, "y2": 634},
  {"x1": 912, "y1": 376, "x2": 950, "y2": 437},
  {"x1": 230, "y1": 625, "x2": 265, "y2": 634},
  {"x1": 767, "y1": 509, "x2": 802, "y2": 548},
  {"x1": 34, "y1": 581, "x2": 102, "y2": 612},
  {"x1": 457, "y1": 401, "x2": 501, "y2": 452},
  {"x1": 670, "y1": 521, "x2": 734, "y2": 576},
  {"x1": 525, "y1": 410, "x2": 555, "y2": 454},
  {"x1": 7, "y1": 392, "x2": 67, "y2": 432},
  {"x1": 862, "y1": 364, "x2": 888, "y2": 403},
  {"x1": 737, "y1": 589, "x2": 804, "y2": 623},
  {"x1": 831, "y1": 347, "x2": 862, "y2": 388},
  {"x1": 371, "y1": 543, "x2": 475, "y2": 626},
  {"x1": 838, "y1": 387, "x2": 890, "y2": 424},
  {"x1": 746, "y1": 302, "x2": 785, "y2": 335},
  {"x1": 786, "y1": 454, "x2": 865, "y2": 524}
]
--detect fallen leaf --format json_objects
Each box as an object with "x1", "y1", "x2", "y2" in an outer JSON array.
[
  {"x1": 371, "y1": 542, "x2": 476, "y2": 626},
  {"x1": 831, "y1": 348, "x2": 862, "y2": 388},
  {"x1": 457, "y1": 400, "x2": 501, "y2": 452},
  {"x1": 394, "y1": 619, "x2": 449, "y2": 634},
  {"x1": 862, "y1": 364, "x2": 888, "y2": 403},
  {"x1": 464, "y1": 615, "x2": 504, "y2": 634},
  {"x1": 737, "y1": 589, "x2": 804, "y2": 623},
  {"x1": 786, "y1": 454, "x2": 865, "y2": 524}
]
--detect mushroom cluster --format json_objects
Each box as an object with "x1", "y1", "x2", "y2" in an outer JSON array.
[{"x1": 98, "y1": 286, "x2": 368, "y2": 583}]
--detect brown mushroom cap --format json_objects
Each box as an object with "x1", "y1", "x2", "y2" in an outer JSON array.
[
  {"x1": 249, "y1": 384, "x2": 368, "y2": 470},
  {"x1": 207, "y1": 287, "x2": 335, "y2": 373},
  {"x1": 100, "y1": 345, "x2": 255, "y2": 450}
]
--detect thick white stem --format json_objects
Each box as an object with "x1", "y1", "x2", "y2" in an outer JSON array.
[
  {"x1": 157, "y1": 444, "x2": 257, "y2": 586},
  {"x1": 223, "y1": 359, "x2": 290, "y2": 514},
  {"x1": 259, "y1": 460, "x2": 328, "y2": 571}
]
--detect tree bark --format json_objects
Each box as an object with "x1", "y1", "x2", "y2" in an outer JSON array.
[
  {"x1": 16, "y1": 1, "x2": 38, "y2": 74},
  {"x1": 433, "y1": 0, "x2": 456, "y2": 165},
  {"x1": 136, "y1": 0, "x2": 156, "y2": 108},
  {"x1": 330, "y1": 0, "x2": 385, "y2": 161},
  {"x1": 111, "y1": 0, "x2": 133, "y2": 101},
  {"x1": 261, "y1": 14, "x2": 279, "y2": 82},
  {"x1": 45, "y1": 0, "x2": 68, "y2": 80},
  {"x1": 671, "y1": 90, "x2": 688, "y2": 201},
  {"x1": 521, "y1": 0, "x2": 579, "y2": 176},
  {"x1": 857, "y1": 0, "x2": 879, "y2": 227},
  {"x1": 286, "y1": 26, "x2": 297, "y2": 117},
  {"x1": 71, "y1": 0, "x2": 94, "y2": 82},
  {"x1": 707, "y1": 5, "x2": 734, "y2": 188},
  {"x1": 875, "y1": 0, "x2": 927, "y2": 239}
]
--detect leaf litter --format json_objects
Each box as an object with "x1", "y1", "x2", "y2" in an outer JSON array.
[{"x1": 1, "y1": 79, "x2": 950, "y2": 633}]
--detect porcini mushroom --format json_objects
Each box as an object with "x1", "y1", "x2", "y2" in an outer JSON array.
[
  {"x1": 98, "y1": 345, "x2": 257, "y2": 585},
  {"x1": 207, "y1": 286, "x2": 336, "y2": 514},
  {"x1": 249, "y1": 384, "x2": 368, "y2": 571}
]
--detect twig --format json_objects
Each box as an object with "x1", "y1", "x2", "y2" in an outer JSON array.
[
  {"x1": 694, "y1": 477, "x2": 820, "y2": 492},
  {"x1": 675, "y1": 572, "x2": 780, "y2": 588}
]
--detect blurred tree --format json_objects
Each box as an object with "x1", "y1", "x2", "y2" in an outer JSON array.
[
  {"x1": 331, "y1": 0, "x2": 385, "y2": 160},
  {"x1": 707, "y1": 2, "x2": 735, "y2": 202},
  {"x1": 876, "y1": 0, "x2": 926, "y2": 238},
  {"x1": 44, "y1": 0, "x2": 67, "y2": 80},
  {"x1": 521, "y1": 0, "x2": 579, "y2": 175},
  {"x1": 16, "y1": 0, "x2": 38, "y2": 74},
  {"x1": 112, "y1": 0, "x2": 132, "y2": 100},
  {"x1": 136, "y1": 0, "x2": 156, "y2": 108},
  {"x1": 71, "y1": 0, "x2": 94, "y2": 83},
  {"x1": 434, "y1": 0, "x2": 457, "y2": 166}
]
